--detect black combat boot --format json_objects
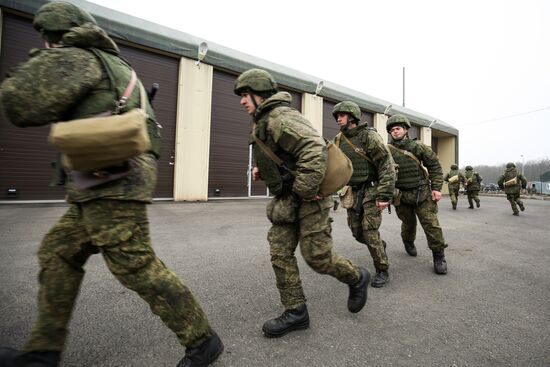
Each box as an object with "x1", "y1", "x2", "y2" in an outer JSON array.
[
  {"x1": 468, "y1": 205, "x2": 474, "y2": 209},
  {"x1": 403, "y1": 241, "x2": 417, "y2": 257},
  {"x1": 432, "y1": 250, "x2": 448, "y2": 275},
  {"x1": 476, "y1": 201, "x2": 480, "y2": 208},
  {"x1": 452, "y1": 203, "x2": 457, "y2": 210},
  {"x1": 519, "y1": 202, "x2": 525, "y2": 211},
  {"x1": 371, "y1": 270, "x2": 389, "y2": 288},
  {"x1": 0, "y1": 347, "x2": 61, "y2": 367},
  {"x1": 177, "y1": 330, "x2": 224, "y2": 367},
  {"x1": 513, "y1": 212, "x2": 519, "y2": 216},
  {"x1": 262, "y1": 304, "x2": 309, "y2": 338},
  {"x1": 348, "y1": 267, "x2": 370, "y2": 313}
]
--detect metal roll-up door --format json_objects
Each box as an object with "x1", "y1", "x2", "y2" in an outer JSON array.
[
  {"x1": 117, "y1": 44, "x2": 178, "y2": 199},
  {"x1": 209, "y1": 70, "x2": 303, "y2": 198},
  {"x1": 0, "y1": 12, "x2": 64, "y2": 201},
  {"x1": 322, "y1": 100, "x2": 339, "y2": 140}
]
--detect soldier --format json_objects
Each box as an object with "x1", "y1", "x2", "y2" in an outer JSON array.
[
  {"x1": 234, "y1": 69, "x2": 370, "y2": 338},
  {"x1": 332, "y1": 101, "x2": 396, "y2": 288},
  {"x1": 0, "y1": 3, "x2": 222, "y2": 367},
  {"x1": 443, "y1": 164, "x2": 465, "y2": 210},
  {"x1": 464, "y1": 166, "x2": 483, "y2": 209},
  {"x1": 498, "y1": 162, "x2": 527, "y2": 216},
  {"x1": 386, "y1": 114, "x2": 448, "y2": 275}
]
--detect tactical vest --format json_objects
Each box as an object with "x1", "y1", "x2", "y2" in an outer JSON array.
[
  {"x1": 446, "y1": 169, "x2": 460, "y2": 188},
  {"x1": 338, "y1": 126, "x2": 376, "y2": 186},
  {"x1": 503, "y1": 168, "x2": 520, "y2": 194},
  {"x1": 389, "y1": 139, "x2": 425, "y2": 190},
  {"x1": 465, "y1": 171, "x2": 480, "y2": 191},
  {"x1": 68, "y1": 48, "x2": 161, "y2": 158},
  {"x1": 252, "y1": 106, "x2": 297, "y2": 196}
]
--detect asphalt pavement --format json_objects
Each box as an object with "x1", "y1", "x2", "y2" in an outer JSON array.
[{"x1": 1, "y1": 195, "x2": 549, "y2": 367}]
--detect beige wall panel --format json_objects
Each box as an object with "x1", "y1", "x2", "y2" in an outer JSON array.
[
  {"x1": 301, "y1": 93, "x2": 323, "y2": 134},
  {"x1": 373, "y1": 114, "x2": 388, "y2": 144},
  {"x1": 174, "y1": 58, "x2": 213, "y2": 201},
  {"x1": 437, "y1": 135, "x2": 457, "y2": 195},
  {"x1": 421, "y1": 127, "x2": 432, "y2": 146}
]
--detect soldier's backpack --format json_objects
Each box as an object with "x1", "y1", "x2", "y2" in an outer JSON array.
[{"x1": 251, "y1": 134, "x2": 353, "y2": 197}]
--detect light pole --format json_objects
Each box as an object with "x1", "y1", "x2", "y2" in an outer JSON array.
[{"x1": 521, "y1": 155, "x2": 525, "y2": 176}]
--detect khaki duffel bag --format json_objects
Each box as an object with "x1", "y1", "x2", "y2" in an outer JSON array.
[
  {"x1": 504, "y1": 176, "x2": 518, "y2": 187},
  {"x1": 318, "y1": 140, "x2": 353, "y2": 197},
  {"x1": 49, "y1": 71, "x2": 150, "y2": 171},
  {"x1": 448, "y1": 174, "x2": 459, "y2": 184}
]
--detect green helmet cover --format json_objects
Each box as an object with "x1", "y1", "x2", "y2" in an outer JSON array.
[
  {"x1": 451, "y1": 164, "x2": 458, "y2": 170},
  {"x1": 506, "y1": 162, "x2": 516, "y2": 169},
  {"x1": 233, "y1": 68, "x2": 278, "y2": 96},
  {"x1": 465, "y1": 165, "x2": 473, "y2": 170},
  {"x1": 332, "y1": 101, "x2": 361, "y2": 122},
  {"x1": 33, "y1": 1, "x2": 96, "y2": 34},
  {"x1": 386, "y1": 114, "x2": 411, "y2": 132}
]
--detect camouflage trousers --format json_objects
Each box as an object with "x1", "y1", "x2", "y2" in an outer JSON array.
[
  {"x1": 466, "y1": 189, "x2": 480, "y2": 207},
  {"x1": 346, "y1": 190, "x2": 389, "y2": 271},
  {"x1": 394, "y1": 187, "x2": 447, "y2": 252},
  {"x1": 266, "y1": 195, "x2": 360, "y2": 309},
  {"x1": 448, "y1": 186, "x2": 460, "y2": 206},
  {"x1": 506, "y1": 193, "x2": 524, "y2": 214},
  {"x1": 23, "y1": 200, "x2": 210, "y2": 352}
]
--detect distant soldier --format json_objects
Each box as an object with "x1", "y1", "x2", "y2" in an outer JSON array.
[
  {"x1": 464, "y1": 166, "x2": 482, "y2": 209},
  {"x1": 386, "y1": 114, "x2": 448, "y2": 275},
  {"x1": 234, "y1": 69, "x2": 369, "y2": 338},
  {"x1": 332, "y1": 101, "x2": 396, "y2": 288},
  {"x1": 498, "y1": 162, "x2": 527, "y2": 216},
  {"x1": 444, "y1": 164, "x2": 465, "y2": 210}
]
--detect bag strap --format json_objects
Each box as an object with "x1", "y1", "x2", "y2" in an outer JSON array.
[
  {"x1": 387, "y1": 144, "x2": 429, "y2": 178},
  {"x1": 339, "y1": 132, "x2": 374, "y2": 164},
  {"x1": 251, "y1": 132, "x2": 297, "y2": 177}
]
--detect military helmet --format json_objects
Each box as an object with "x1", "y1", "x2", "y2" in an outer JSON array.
[
  {"x1": 233, "y1": 68, "x2": 278, "y2": 96},
  {"x1": 386, "y1": 114, "x2": 412, "y2": 132},
  {"x1": 451, "y1": 164, "x2": 458, "y2": 170},
  {"x1": 465, "y1": 165, "x2": 473, "y2": 170},
  {"x1": 506, "y1": 162, "x2": 516, "y2": 169},
  {"x1": 33, "y1": 1, "x2": 96, "y2": 34},
  {"x1": 332, "y1": 101, "x2": 362, "y2": 122}
]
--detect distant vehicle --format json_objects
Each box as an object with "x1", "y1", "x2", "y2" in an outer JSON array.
[{"x1": 483, "y1": 183, "x2": 499, "y2": 193}]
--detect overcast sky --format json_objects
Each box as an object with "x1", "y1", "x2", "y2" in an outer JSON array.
[{"x1": 88, "y1": 0, "x2": 550, "y2": 167}]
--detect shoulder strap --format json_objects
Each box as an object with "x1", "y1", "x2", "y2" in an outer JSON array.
[
  {"x1": 340, "y1": 132, "x2": 374, "y2": 164},
  {"x1": 251, "y1": 132, "x2": 298, "y2": 176},
  {"x1": 387, "y1": 144, "x2": 428, "y2": 178}
]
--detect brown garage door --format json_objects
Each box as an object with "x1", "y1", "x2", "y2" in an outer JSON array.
[
  {"x1": 117, "y1": 44, "x2": 178, "y2": 199},
  {"x1": 209, "y1": 70, "x2": 302, "y2": 198},
  {"x1": 0, "y1": 12, "x2": 177, "y2": 200}
]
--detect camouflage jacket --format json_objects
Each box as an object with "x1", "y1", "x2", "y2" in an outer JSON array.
[
  {"x1": 464, "y1": 170, "x2": 482, "y2": 192},
  {"x1": 252, "y1": 92, "x2": 326, "y2": 200},
  {"x1": 336, "y1": 124, "x2": 395, "y2": 202},
  {"x1": 0, "y1": 24, "x2": 159, "y2": 203},
  {"x1": 498, "y1": 168, "x2": 527, "y2": 194},
  {"x1": 388, "y1": 136, "x2": 443, "y2": 191},
  {"x1": 444, "y1": 169, "x2": 465, "y2": 190}
]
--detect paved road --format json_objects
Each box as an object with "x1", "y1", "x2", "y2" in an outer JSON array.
[{"x1": 1, "y1": 195, "x2": 549, "y2": 366}]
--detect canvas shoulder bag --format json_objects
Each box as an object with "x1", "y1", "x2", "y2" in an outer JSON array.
[
  {"x1": 49, "y1": 69, "x2": 151, "y2": 172},
  {"x1": 252, "y1": 133, "x2": 353, "y2": 197}
]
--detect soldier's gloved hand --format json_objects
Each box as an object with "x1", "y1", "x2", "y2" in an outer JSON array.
[{"x1": 431, "y1": 190, "x2": 442, "y2": 202}]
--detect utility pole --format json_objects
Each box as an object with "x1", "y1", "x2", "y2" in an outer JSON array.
[{"x1": 521, "y1": 155, "x2": 525, "y2": 176}]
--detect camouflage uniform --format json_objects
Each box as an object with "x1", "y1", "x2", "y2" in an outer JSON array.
[
  {"x1": 332, "y1": 102, "x2": 395, "y2": 276},
  {"x1": 498, "y1": 163, "x2": 527, "y2": 215},
  {"x1": 464, "y1": 166, "x2": 482, "y2": 208},
  {"x1": 386, "y1": 114, "x2": 448, "y2": 274},
  {"x1": 443, "y1": 164, "x2": 465, "y2": 209},
  {"x1": 253, "y1": 92, "x2": 361, "y2": 309},
  {"x1": 0, "y1": 3, "x2": 212, "y2": 356}
]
